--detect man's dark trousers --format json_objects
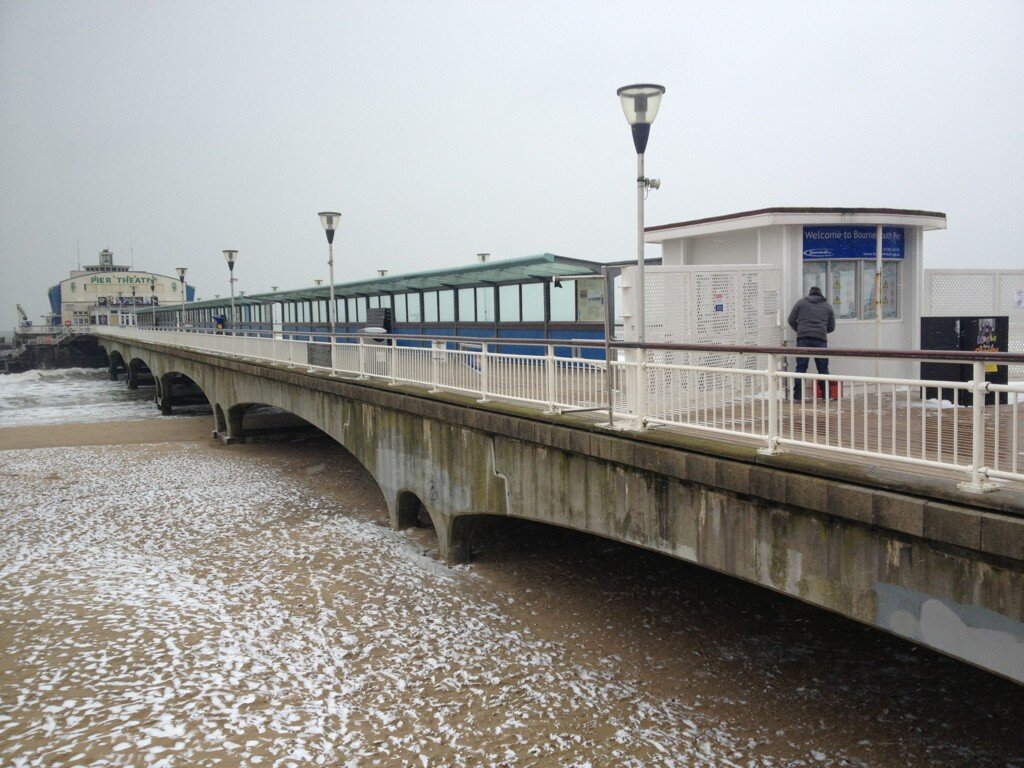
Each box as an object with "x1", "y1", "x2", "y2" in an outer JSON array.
[{"x1": 794, "y1": 337, "x2": 829, "y2": 401}]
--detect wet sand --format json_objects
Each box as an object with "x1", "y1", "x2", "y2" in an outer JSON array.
[{"x1": 1, "y1": 417, "x2": 1022, "y2": 767}]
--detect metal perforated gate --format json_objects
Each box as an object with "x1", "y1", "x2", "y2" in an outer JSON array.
[{"x1": 924, "y1": 269, "x2": 1024, "y2": 377}]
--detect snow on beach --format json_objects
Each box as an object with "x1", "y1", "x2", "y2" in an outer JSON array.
[{"x1": 1, "y1": 442, "x2": 785, "y2": 768}]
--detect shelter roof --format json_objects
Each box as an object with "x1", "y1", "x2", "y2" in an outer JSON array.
[{"x1": 645, "y1": 207, "x2": 948, "y2": 242}]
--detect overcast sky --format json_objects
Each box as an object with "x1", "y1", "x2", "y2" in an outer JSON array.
[{"x1": 2, "y1": 1, "x2": 1022, "y2": 333}]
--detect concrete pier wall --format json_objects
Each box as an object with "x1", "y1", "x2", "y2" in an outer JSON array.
[{"x1": 98, "y1": 336, "x2": 1024, "y2": 683}]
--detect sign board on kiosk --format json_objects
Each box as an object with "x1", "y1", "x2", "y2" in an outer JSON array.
[{"x1": 802, "y1": 226, "x2": 905, "y2": 260}]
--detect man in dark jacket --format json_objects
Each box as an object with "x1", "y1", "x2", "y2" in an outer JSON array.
[{"x1": 787, "y1": 286, "x2": 836, "y2": 401}]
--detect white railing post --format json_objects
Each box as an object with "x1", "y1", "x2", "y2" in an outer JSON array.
[
  {"x1": 959, "y1": 361, "x2": 995, "y2": 493},
  {"x1": 357, "y1": 337, "x2": 369, "y2": 380},
  {"x1": 478, "y1": 342, "x2": 490, "y2": 402},
  {"x1": 634, "y1": 348, "x2": 647, "y2": 430},
  {"x1": 430, "y1": 340, "x2": 443, "y2": 393},
  {"x1": 759, "y1": 353, "x2": 779, "y2": 455},
  {"x1": 545, "y1": 344, "x2": 557, "y2": 413}
]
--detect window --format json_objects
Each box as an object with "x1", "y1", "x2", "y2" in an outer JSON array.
[
  {"x1": 394, "y1": 293, "x2": 407, "y2": 322},
  {"x1": 859, "y1": 261, "x2": 900, "y2": 320},
  {"x1": 409, "y1": 294, "x2": 423, "y2": 322},
  {"x1": 521, "y1": 283, "x2": 544, "y2": 321},
  {"x1": 499, "y1": 284, "x2": 520, "y2": 322},
  {"x1": 439, "y1": 290, "x2": 455, "y2": 322},
  {"x1": 802, "y1": 260, "x2": 900, "y2": 320},
  {"x1": 830, "y1": 261, "x2": 858, "y2": 320},
  {"x1": 424, "y1": 292, "x2": 438, "y2": 322},
  {"x1": 476, "y1": 287, "x2": 495, "y2": 322},
  {"x1": 549, "y1": 281, "x2": 575, "y2": 321},
  {"x1": 458, "y1": 288, "x2": 475, "y2": 321}
]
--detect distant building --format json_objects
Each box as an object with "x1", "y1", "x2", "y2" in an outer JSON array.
[{"x1": 48, "y1": 249, "x2": 196, "y2": 326}]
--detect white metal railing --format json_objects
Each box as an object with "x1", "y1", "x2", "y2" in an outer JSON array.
[{"x1": 95, "y1": 326, "x2": 1024, "y2": 492}]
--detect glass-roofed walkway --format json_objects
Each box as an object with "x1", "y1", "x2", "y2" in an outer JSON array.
[{"x1": 149, "y1": 254, "x2": 613, "y2": 350}]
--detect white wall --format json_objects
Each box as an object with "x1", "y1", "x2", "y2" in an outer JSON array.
[{"x1": 652, "y1": 223, "x2": 926, "y2": 379}]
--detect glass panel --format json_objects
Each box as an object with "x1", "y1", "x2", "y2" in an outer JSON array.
[
  {"x1": 576, "y1": 278, "x2": 605, "y2": 322},
  {"x1": 521, "y1": 283, "x2": 544, "y2": 321},
  {"x1": 356, "y1": 298, "x2": 366, "y2": 322},
  {"x1": 802, "y1": 261, "x2": 827, "y2": 295},
  {"x1": 499, "y1": 285, "x2": 520, "y2": 322},
  {"x1": 439, "y1": 290, "x2": 455, "y2": 322},
  {"x1": 549, "y1": 280, "x2": 575, "y2": 321},
  {"x1": 476, "y1": 286, "x2": 495, "y2": 322},
  {"x1": 860, "y1": 261, "x2": 900, "y2": 320},
  {"x1": 882, "y1": 261, "x2": 899, "y2": 319},
  {"x1": 347, "y1": 298, "x2": 357, "y2": 324},
  {"x1": 369, "y1": 295, "x2": 380, "y2": 309},
  {"x1": 830, "y1": 261, "x2": 858, "y2": 320},
  {"x1": 458, "y1": 288, "x2": 475, "y2": 322},
  {"x1": 394, "y1": 293, "x2": 407, "y2": 322},
  {"x1": 424, "y1": 292, "x2": 438, "y2": 322}
]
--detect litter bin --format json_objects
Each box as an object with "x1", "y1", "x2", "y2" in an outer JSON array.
[
  {"x1": 920, "y1": 316, "x2": 1008, "y2": 405},
  {"x1": 360, "y1": 326, "x2": 389, "y2": 375}
]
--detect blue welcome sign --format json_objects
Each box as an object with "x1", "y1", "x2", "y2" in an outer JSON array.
[{"x1": 802, "y1": 226, "x2": 905, "y2": 260}]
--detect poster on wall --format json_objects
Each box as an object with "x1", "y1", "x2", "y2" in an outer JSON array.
[
  {"x1": 576, "y1": 279, "x2": 605, "y2": 322},
  {"x1": 802, "y1": 226, "x2": 905, "y2": 260}
]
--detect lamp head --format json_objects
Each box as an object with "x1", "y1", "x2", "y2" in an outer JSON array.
[
  {"x1": 616, "y1": 83, "x2": 665, "y2": 154},
  {"x1": 176, "y1": 267, "x2": 187, "y2": 281},
  {"x1": 318, "y1": 211, "x2": 341, "y2": 244},
  {"x1": 223, "y1": 249, "x2": 238, "y2": 270}
]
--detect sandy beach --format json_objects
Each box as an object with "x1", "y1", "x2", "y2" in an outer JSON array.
[{"x1": 1, "y1": 415, "x2": 1022, "y2": 767}]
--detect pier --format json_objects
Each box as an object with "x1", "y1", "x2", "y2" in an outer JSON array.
[{"x1": 86, "y1": 325, "x2": 1024, "y2": 684}]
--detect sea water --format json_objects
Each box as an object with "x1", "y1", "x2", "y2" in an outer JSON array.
[{"x1": 0, "y1": 367, "x2": 159, "y2": 427}]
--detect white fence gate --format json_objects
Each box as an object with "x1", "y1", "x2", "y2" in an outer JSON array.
[{"x1": 620, "y1": 264, "x2": 784, "y2": 416}]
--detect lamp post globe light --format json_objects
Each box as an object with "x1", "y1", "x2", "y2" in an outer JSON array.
[
  {"x1": 318, "y1": 211, "x2": 341, "y2": 334},
  {"x1": 223, "y1": 250, "x2": 238, "y2": 331},
  {"x1": 616, "y1": 83, "x2": 665, "y2": 345},
  {"x1": 175, "y1": 267, "x2": 187, "y2": 330}
]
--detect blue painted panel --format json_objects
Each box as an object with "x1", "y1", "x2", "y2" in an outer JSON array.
[{"x1": 802, "y1": 226, "x2": 905, "y2": 260}]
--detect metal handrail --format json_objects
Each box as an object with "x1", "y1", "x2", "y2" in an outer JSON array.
[{"x1": 93, "y1": 325, "x2": 1024, "y2": 492}]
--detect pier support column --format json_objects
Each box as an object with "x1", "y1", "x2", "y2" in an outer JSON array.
[
  {"x1": 157, "y1": 375, "x2": 173, "y2": 415},
  {"x1": 437, "y1": 514, "x2": 479, "y2": 566},
  {"x1": 221, "y1": 405, "x2": 245, "y2": 444},
  {"x1": 126, "y1": 368, "x2": 138, "y2": 390}
]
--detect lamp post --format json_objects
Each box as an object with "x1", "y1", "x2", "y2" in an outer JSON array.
[
  {"x1": 616, "y1": 83, "x2": 665, "y2": 344},
  {"x1": 318, "y1": 211, "x2": 341, "y2": 334},
  {"x1": 131, "y1": 286, "x2": 137, "y2": 327},
  {"x1": 223, "y1": 250, "x2": 238, "y2": 331},
  {"x1": 175, "y1": 267, "x2": 187, "y2": 330}
]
